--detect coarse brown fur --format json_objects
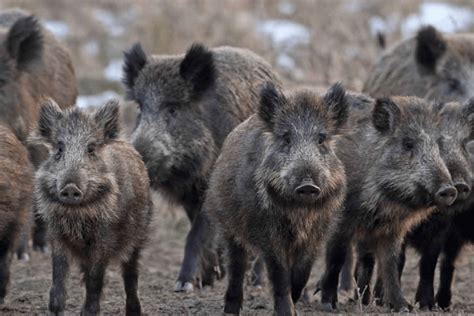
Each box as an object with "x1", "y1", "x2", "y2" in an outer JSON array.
[
  {"x1": 32, "y1": 100, "x2": 152, "y2": 315},
  {"x1": 205, "y1": 83, "x2": 349, "y2": 315},
  {"x1": 0, "y1": 125, "x2": 33, "y2": 303}
]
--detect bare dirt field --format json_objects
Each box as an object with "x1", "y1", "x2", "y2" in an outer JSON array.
[{"x1": 2, "y1": 200, "x2": 473, "y2": 315}]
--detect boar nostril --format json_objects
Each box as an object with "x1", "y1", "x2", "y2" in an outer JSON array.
[
  {"x1": 59, "y1": 183, "x2": 83, "y2": 203},
  {"x1": 295, "y1": 183, "x2": 321, "y2": 197},
  {"x1": 435, "y1": 185, "x2": 457, "y2": 207},
  {"x1": 454, "y1": 183, "x2": 471, "y2": 199}
]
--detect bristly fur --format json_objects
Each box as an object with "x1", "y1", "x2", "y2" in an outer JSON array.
[
  {"x1": 323, "y1": 82, "x2": 348, "y2": 132},
  {"x1": 179, "y1": 43, "x2": 216, "y2": 94},
  {"x1": 94, "y1": 99, "x2": 120, "y2": 141},
  {"x1": 122, "y1": 42, "x2": 147, "y2": 99},
  {"x1": 415, "y1": 26, "x2": 447, "y2": 72},
  {"x1": 6, "y1": 15, "x2": 43, "y2": 69},
  {"x1": 372, "y1": 97, "x2": 400, "y2": 133}
]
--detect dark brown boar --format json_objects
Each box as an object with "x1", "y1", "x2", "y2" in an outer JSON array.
[
  {"x1": 205, "y1": 83, "x2": 349, "y2": 315},
  {"x1": 0, "y1": 125, "x2": 33, "y2": 303},
  {"x1": 363, "y1": 26, "x2": 474, "y2": 102},
  {"x1": 318, "y1": 96, "x2": 459, "y2": 312},
  {"x1": 125, "y1": 42, "x2": 282, "y2": 291},
  {"x1": 32, "y1": 100, "x2": 152, "y2": 316}
]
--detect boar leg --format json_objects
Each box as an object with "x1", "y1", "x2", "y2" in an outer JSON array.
[
  {"x1": 374, "y1": 241, "x2": 405, "y2": 306},
  {"x1": 319, "y1": 230, "x2": 352, "y2": 311},
  {"x1": 265, "y1": 254, "x2": 295, "y2": 316},
  {"x1": 223, "y1": 238, "x2": 247, "y2": 314},
  {"x1": 122, "y1": 248, "x2": 142, "y2": 316},
  {"x1": 33, "y1": 210, "x2": 48, "y2": 253},
  {"x1": 339, "y1": 245, "x2": 354, "y2": 292},
  {"x1": 354, "y1": 241, "x2": 375, "y2": 305},
  {"x1": 81, "y1": 262, "x2": 107, "y2": 316},
  {"x1": 0, "y1": 223, "x2": 16, "y2": 304},
  {"x1": 16, "y1": 211, "x2": 31, "y2": 261},
  {"x1": 290, "y1": 254, "x2": 314, "y2": 303},
  {"x1": 49, "y1": 247, "x2": 69, "y2": 315},
  {"x1": 377, "y1": 238, "x2": 411, "y2": 312},
  {"x1": 436, "y1": 231, "x2": 463, "y2": 310},
  {"x1": 175, "y1": 210, "x2": 216, "y2": 292},
  {"x1": 414, "y1": 242, "x2": 441, "y2": 310}
]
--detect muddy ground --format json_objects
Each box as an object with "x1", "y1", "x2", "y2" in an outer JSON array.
[{"x1": 2, "y1": 198, "x2": 473, "y2": 315}]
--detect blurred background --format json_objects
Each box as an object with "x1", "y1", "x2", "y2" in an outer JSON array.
[{"x1": 2, "y1": 0, "x2": 474, "y2": 127}]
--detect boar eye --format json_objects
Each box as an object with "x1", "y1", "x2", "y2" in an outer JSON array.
[
  {"x1": 168, "y1": 108, "x2": 176, "y2": 116},
  {"x1": 318, "y1": 133, "x2": 327, "y2": 145},
  {"x1": 87, "y1": 143, "x2": 96, "y2": 155},
  {"x1": 447, "y1": 78, "x2": 461, "y2": 91},
  {"x1": 282, "y1": 132, "x2": 291, "y2": 145},
  {"x1": 402, "y1": 138, "x2": 415, "y2": 151},
  {"x1": 55, "y1": 142, "x2": 64, "y2": 160}
]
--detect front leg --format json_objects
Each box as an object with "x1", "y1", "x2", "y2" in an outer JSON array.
[
  {"x1": 81, "y1": 261, "x2": 107, "y2": 316},
  {"x1": 175, "y1": 210, "x2": 217, "y2": 292},
  {"x1": 376, "y1": 238, "x2": 411, "y2": 312},
  {"x1": 223, "y1": 238, "x2": 247, "y2": 314},
  {"x1": 49, "y1": 245, "x2": 69, "y2": 316},
  {"x1": 122, "y1": 248, "x2": 142, "y2": 316},
  {"x1": 353, "y1": 241, "x2": 375, "y2": 305},
  {"x1": 415, "y1": 242, "x2": 441, "y2": 310},
  {"x1": 319, "y1": 230, "x2": 351, "y2": 311},
  {"x1": 290, "y1": 253, "x2": 314, "y2": 304},
  {"x1": 265, "y1": 253, "x2": 295, "y2": 316}
]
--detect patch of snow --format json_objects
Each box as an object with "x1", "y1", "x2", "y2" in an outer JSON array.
[
  {"x1": 104, "y1": 59, "x2": 123, "y2": 82},
  {"x1": 84, "y1": 40, "x2": 99, "y2": 57},
  {"x1": 276, "y1": 53, "x2": 296, "y2": 69},
  {"x1": 94, "y1": 9, "x2": 125, "y2": 37},
  {"x1": 257, "y1": 19, "x2": 310, "y2": 47},
  {"x1": 44, "y1": 20, "x2": 69, "y2": 39},
  {"x1": 278, "y1": 2, "x2": 296, "y2": 15},
  {"x1": 77, "y1": 91, "x2": 121, "y2": 108},
  {"x1": 369, "y1": 14, "x2": 400, "y2": 36},
  {"x1": 402, "y1": 2, "x2": 474, "y2": 37}
]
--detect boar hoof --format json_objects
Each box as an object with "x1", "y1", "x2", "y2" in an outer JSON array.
[
  {"x1": 174, "y1": 281, "x2": 194, "y2": 293},
  {"x1": 33, "y1": 244, "x2": 49, "y2": 254},
  {"x1": 17, "y1": 252, "x2": 30, "y2": 262},
  {"x1": 322, "y1": 302, "x2": 334, "y2": 312}
]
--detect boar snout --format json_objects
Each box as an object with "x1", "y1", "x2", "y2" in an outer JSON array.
[
  {"x1": 454, "y1": 182, "x2": 471, "y2": 200},
  {"x1": 295, "y1": 179, "x2": 321, "y2": 199},
  {"x1": 59, "y1": 183, "x2": 83, "y2": 204},
  {"x1": 435, "y1": 185, "x2": 457, "y2": 207}
]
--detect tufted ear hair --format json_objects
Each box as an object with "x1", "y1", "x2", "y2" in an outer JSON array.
[
  {"x1": 180, "y1": 43, "x2": 216, "y2": 96},
  {"x1": 415, "y1": 25, "x2": 447, "y2": 73},
  {"x1": 324, "y1": 82, "x2": 349, "y2": 133},
  {"x1": 463, "y1": 97, "x2": 474, "y2": 139},
  {"x1": 258, "y1": 82, "x2": 287, "y2": 130},
  {"x1": 36, "y1": 98, "x2": 63, "y2": 144},
  {"x1": 373, "y1": 97, "x2": 401, "y2": 134},
  {"x1": 94, "y1": 99, "x2": 121, "y2": 142},
  {"x1": 122, "y1": 42, "x2": 147, "y2": 99},
  {"x1": 7, "y1": 15, "x2": 43, "y2": 70}
]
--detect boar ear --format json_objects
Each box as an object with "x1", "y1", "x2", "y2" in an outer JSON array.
[
  {"x1": 180, "y1": 43, "x2": 216, "y2": 95},
  {"x1": 37, "y1": 99, "x2": 62, "y2": 142},
  {"x1": 416, "y1": 25, "x2": 447, "y2": 73},
  {"x1": 373, "y1": 97, "x2": 401, "y2": 134},
  {"x1": 122, "y1": 43, "x2": 147, "y2": 99},
  {"x1": 462, "y1": 98, "x2": 474, "y2": 138},
  {"x1": 7, "y1": 16, "x2": 43, "y2": 70},
  {"x1": 95, "y1": 100, "x2": 121, "y2": 142},
  {"x1": 259, "y1": 82, "x2": 286, "y2": 129},
  {"x1": 324, "y1": 82, "x2": 349, "y2": 132}
]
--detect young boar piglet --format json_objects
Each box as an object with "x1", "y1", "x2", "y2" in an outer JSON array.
[
  {"x1": 32, "y1": 100, "x2": 152, "y2": 316},
  {"x1": 205, "y1": 83, "x2": 349, "y2": 315},
  {"x1": 0, "y1": 126, "x2": 33, "y2": 303},
  {"x1": 318, "y1": 96, "x2": 457, "y2": 312}
]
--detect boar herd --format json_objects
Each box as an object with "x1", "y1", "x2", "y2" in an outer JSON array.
[{"x1": 0, "y1": 7, "x2": 473, "y2": 316}]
